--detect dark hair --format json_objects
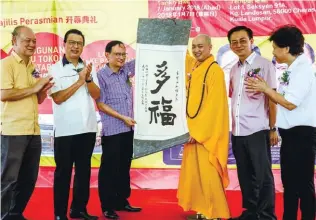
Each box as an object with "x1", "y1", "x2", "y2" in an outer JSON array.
[
  {"x1": 269, "y1": 25, "x2": 304, "y2": 56},
  {"x1": 64, "y1": 29, "x2": 85, "y2": 45},
  {"x1": 105, "y1": 40, "x2": 125, "y2": 53},
  {"x1": 227, "y1": 26, "x2": 253, "y2": 42}
]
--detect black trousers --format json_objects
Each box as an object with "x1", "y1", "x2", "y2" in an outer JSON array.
[
  {"x1": 232, "y1": 130, "x2": 276, "y2": 220},
  {"x1": 98, "y1": 131, "x2": 133, "y2": 211},
  {"x1": 279, "y1": 126, "x2": 315, "y2": 220},
  {"x1": 1, "y1": 135, "x2": 41, "y2": 220},
  {"x1": 53, "y1": 132, "x2": 96, "y2": 216}
]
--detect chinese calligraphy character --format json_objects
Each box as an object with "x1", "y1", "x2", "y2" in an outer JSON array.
[
  {"x1": 148, "y1": 97, "x2": 176, "y2": 126},
  {"x1": 150, "y1": 61, "x2": 170, "y2": 94},
  {"x1": 74, "y1": 16, "x2": 81, "y2": 23},
  {"x1": 90, "y1": 16, "x2": 97, "y2": 23},
  {"x1": 148, "y1": 100, "x2": 160, "y2": 124},
  {"x1": 160, "y1": 97, "x2": 176, "y2": 126},
  {"x1": 82, "y1": 16, "x2": 90, "y2": 23},
  {"x1": 66, "y1": 16, "x2": 73, "y2": 24}
]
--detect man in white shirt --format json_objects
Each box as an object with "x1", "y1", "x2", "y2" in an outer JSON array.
[
  {"x1": 245, "y1": 25, "x2": 316, "y2": 220},
  {"x1": 49, "y1": 29, "x2": 100, "y2": 220}
]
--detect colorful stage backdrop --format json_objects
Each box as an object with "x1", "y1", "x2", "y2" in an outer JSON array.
[{"x1": 1, "y1": 0, "x2": 316, "y2": 169}]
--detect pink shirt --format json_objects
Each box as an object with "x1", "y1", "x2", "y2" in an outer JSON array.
[{"x1": 229, "y1": 52, "x2": 277, "y2": 136}]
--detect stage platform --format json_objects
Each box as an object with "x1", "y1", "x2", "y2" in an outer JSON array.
[
  {"x1": 24, "y1": 168, "x2": 309, "y2": 219},
  {"x1": 36, "y1": 167, "x2": 286, "y2": 191}
]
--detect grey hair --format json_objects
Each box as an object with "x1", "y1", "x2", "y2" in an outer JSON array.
[
  {"x1": 11, "y1": 25, "x2": 30, "y2": 45},
  {"x1": 11, "y1": 25, "x2": 29, "y2": 37}
]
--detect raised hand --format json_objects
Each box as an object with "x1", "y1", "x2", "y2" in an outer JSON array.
[
  {"x1": 244, "y1": 76, "x2": 269, "y2": 93},
  {"x1": 85, "y1": 63, "x2": 93, "y2": 80},
  {"x1": 41, "y1": 82, "x2": 54, "y2": 93},
  {"x1": 33, "y1": 76, "x2": 53, "y2": 93},
  {"x1": 78, "y1": 62, "x2": 93, "y2": 82}
]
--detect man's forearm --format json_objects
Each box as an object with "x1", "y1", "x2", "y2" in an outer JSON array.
[
  {"x1": 264, "y1": 87, "x2": 297, "y2": 111},
  {"x1": 97, "y1": 102, "x2": 124, "y2": 121},
  {"x1": 268, "y1": 97, "x2": 277, "y2": 128},
  {"x1": 87, "y1": 82, "x2": 100, "y2": 100},
  {"x1": 51, "y1": 80, "x2": 84, "y2": 105},
  {"x1": 1, "y1": 87, "x2": 36, "y2": 102},
  {"x1": 37, "y1": 91, "x2": 47, "y2": 104}
]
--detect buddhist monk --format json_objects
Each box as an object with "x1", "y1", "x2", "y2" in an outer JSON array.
[{"x1": 177, "y1": 34, "x2": 231, "y2": 220}]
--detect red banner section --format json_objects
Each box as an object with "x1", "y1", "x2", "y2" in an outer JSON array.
[{"x1": 149, "y1": 0, "x2": 316, "y2": 37}]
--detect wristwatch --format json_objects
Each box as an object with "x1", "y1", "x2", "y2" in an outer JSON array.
[
  {"x1": 270, "y1": 127, "x2": 277, "y2": 132},
  {"x1": 85, "y1": 76, "x2": 93, "y2": 83}
]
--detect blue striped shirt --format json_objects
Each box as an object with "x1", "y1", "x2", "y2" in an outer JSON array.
[{"x1": 97, "y1": 60, "x2": 135, "y2": 136}]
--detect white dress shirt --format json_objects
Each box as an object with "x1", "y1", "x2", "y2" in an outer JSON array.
[
  {"x1": 49, "y1": 59, "x2": 100, "y2": 137},
  {"x1": 276, "y1": 54, "x2": 316, "y2": 129}
]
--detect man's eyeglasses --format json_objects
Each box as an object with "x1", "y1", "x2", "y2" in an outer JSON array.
[
  {"x1": 231, "y1": 39, "x2": 249, "y2": 47},
  {"x1": 113, "y1": 52, "x2": 127, "y2": 58},
  {"x1": 67, "y1": 40, "x2": 84, "y2": 47}
]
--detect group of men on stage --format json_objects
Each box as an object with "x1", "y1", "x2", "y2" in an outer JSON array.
[
  {"x1": 1, "y1": 23, "x2": 315, "y2": 220},
  {"x1": 1, "y1": 26, "x2": 140, "y2": 220}
]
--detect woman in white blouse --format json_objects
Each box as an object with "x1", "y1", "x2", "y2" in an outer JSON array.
[{"x1": 245, "y1": 25, "x2": 316, "y2": 220}]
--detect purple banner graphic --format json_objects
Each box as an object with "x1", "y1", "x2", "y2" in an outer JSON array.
[{"x1": 163, "y1": 132, "x2": 287, "y2": 166}]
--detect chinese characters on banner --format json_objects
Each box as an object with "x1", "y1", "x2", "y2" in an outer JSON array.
[{"x1": 133, "y1": 19, "x2": 191, "y2": 158}]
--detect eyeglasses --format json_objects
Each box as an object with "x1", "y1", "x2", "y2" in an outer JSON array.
[
  {"x1": 113, "y1": 52, "x2": 127, "y2": 58},
  {"x1": 230, "y1": 39, "x2": 249, "y2": 47},
  {"x1": 67, "y1": 40, "x2": 84, "y2": 47}
]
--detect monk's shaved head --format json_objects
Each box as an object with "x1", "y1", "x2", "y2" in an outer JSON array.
[
  {"x1": 192, "y1": 34, "x2": 212, "y2": 62},
  {"x1": 194, "y1": 34, "x2": 212, "y2": 46}
]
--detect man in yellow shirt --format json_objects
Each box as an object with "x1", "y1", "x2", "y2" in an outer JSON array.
[
  {"x1": 177, "y1": 34, "x2": 230, "y2": 220},
  {"x1": 1, "y1": 25, "x2": 53, "y2": 220}
]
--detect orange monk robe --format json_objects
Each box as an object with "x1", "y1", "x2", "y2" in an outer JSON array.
[{"x1": 177, "y1": 54, "x2": 230, "y2": 219}]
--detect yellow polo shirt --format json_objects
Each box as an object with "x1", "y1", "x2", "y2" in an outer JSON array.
[{"x1": 1, "y1": 51, "x2": 40, "y2": 135}]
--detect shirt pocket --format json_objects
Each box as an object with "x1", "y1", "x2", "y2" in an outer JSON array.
[{"x1": 59, "y1": 74, "x2": 78, "y2": 90}]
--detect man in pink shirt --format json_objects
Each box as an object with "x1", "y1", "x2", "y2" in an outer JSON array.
[{"x1": 228, "y1": 26, "x2": 278, "y2": 220}]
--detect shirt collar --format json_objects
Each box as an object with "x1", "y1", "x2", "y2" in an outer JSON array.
[
  {"x1": 11, "y1": 51, "x2": 23, "y2": 63},
  {"x1": 62, "y1": 55, "x2": 83, "y2": 66},
  {"x1": 237, "y1": 52, "x2": 257, "y2": 67},
  {"x1": 287, "y1": 53, "x2": 309, "y2": 73},
  {"x1": 104, "y1": 63, "x2": 124, "y2": 76},
  {"x1": 11, "y1": 51, "x2": 34, "y2": 68}
]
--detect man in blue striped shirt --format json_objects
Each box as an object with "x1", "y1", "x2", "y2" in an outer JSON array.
[{"x1": 96, "y1": 40, "x2": 141, "y2": 219}]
